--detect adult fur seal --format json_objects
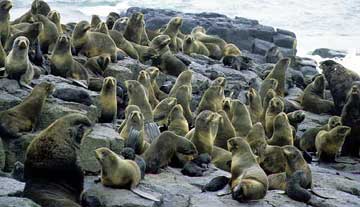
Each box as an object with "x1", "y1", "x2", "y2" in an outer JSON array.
[
  {"x1": 302, "y1": 74, "x2": 335, "y2": 114},
  {"x1": 94, "y1": 147, "x2": 159, "y2": 202},
  {"x1": 5, "y1": 36, "x2": 34, "y2": 89},
  {"x1": 146, "y1": 67, "x2": 168, "y2": 101},
  {"x1": 228, "y1": 137, "x2": 268, "y2": 202},
  {"x1": 315, "y1": 126, "x2": 351, "y2": 162},
  {"x1": 72, "y1": 20, "x2": 118, "y2": 62},
  {"x1": 169, "y1": 70, "x2": 192, "y2": 97},
  {"x1": 168, "y1": 104, "x2": 189, "y2": 136},
  {"x1": 137, "y1": 70, "x2": 159, "y2": 109},
  {"x1": 142, "y1": 131, "x2": 197, "y2": 173},
  {"x1": 124, "y1": 12, "x2": 149, "y2": 45},
  {"x1": 0, "y1": 82, "x2": 54, "y2": 139},
  {"x1": 247, "y1": 88, "x2": 263, "y2": 124},
  {"x1": 182, "y1": 35, "x2": 210, "y2": 56},
  {"x1": 265, "y1": 97, "x2": 284, "y2": 137},
  {"x1": 230, "y1": 100, "x2": 253, "y2": 137},
  {"x1": 99, "y1": 77, "x2": 117, "y2": 124},
  {"x1": 23, "y1": 113, "x2": 92, "y2": 207},
  {"x1": 196, "y1": 86, "x2": 225, "y2": 114},
  {"x1": 85, "y1": 55, "x2": 111, "y2": 76},
  {"x1": 267, "y1": 112, "x2": 293, "y2": 147},
  {"x1": 263, "y1": 58, "x2": 290, "y2": 97},
  {"x1": 162, "y1": 17, "x2": 183, "y2": 52},
  {"x1": 33, "y1": 14, "x2": 59, "y2": 54},
  {"x1": 191, "y1": 26, "x2": 226, "y2": 50},
  {"x1": 174, "y1": 85, "x2": 193, "y2": 126},
  {"x1": 214, "y1": 110, "x2": 236, "y2": 150},
  {"x1": 153, "y1": 97, "x2": 177, "y2": 127},
  {"x1": 0, "y1": 0, "x2": 12, "y2": 45}
]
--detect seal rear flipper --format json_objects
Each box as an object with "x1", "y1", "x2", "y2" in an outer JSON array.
[
  {"x1": 202, "y1": 176, "x2": 230, "y2": 192},
  {"x1": 19, "y1": 80, "x2": 33, "y2": 90},
  {"x1": 286, "y1": 171, "x2": 311, "y2": 202},
  {"x1": 144, "y1": 122, "x2": 160, "y2": 143},
  {"x1": 131, "y1": 188, "x2": 160, "y2": 202}
]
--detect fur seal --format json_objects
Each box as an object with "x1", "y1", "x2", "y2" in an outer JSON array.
[
  {"x1": 302, "y1": 74, "x2": 335, "y2": 114},
  {"x1": 72, "y1": 20, "x2": 118, "y2": 62},
  {"x1": 137, "y1": 70, "x2": 159, "y2": 109},
  {"x1": 162, "y1": 17, "x2": 183, "y2": 52},
  {"x1": 223, "y1": 43, "x2": 241, "y2": 57},
  {"x1": 182, "y1": 35, "x2": 210, "y2": 56},
  {"x1": 98, "y1": 77, "x2": 117, "y2": 124},
  {"x1": 0, "y1": 40, "x2": 5, "y2": 68},
  {"x1": 124, "y1": 12, "x2": 149, "y2": 45},
  {"x1": 190, "y1": 110, "x2": 222, "y2": 154},
  {"x1": 228, "y1": 137, "x2": 268, "y2": 202},
  {"x1": 90, "y1": 15, "x2": 101, "y2": 28},
  {"x1": 0, "y1": 0, "x2": 12, "y2": 45},
  {"x1": 214, "y1": 110, "x2": 236, "y2": 150},
  {"x1": 191, "y1": 26, "x2": 226, "y2": 50},
  {"x1": 222, "y1": 97, "x2": 232, "y2": 119},
  {"x1": 265, "y1": 97, "x2": 284, "y2": 137},
  {"x1": 300, "y1": 116, "x2": 342, "y2": 152},
  {"x1": 259, "y1": 78, "x2": 278, "y2": 105},
  {"x1": 23, "y1": 113, "x2": 92, "y2": 207},
  {"x1": 142, "y1": 131, "x2": 197, "y2": 173},
  {"x1": 5, "y1": 36, "x2": 34, "y2": 89},
  {"x1": 94, "y1": 22, "x2": 109, "y2": 34},
  {"x1": 168, "y1": 104, "x2": 189, "y2": 136},
  {"x1": 109, "y1": 29, "x2": 139, "y2": 60},
  {"x1": 84, "y1": 55, "x2": 111, "y2": 76},
  {"x1": 50, "y1": 34, "x2": 89, "y2": 82},
  {"x1": 153, "y1": 97, "x2": 177, "y2": 126},
  {"x1": 169, "y1": 70, "x2": 192, "y2": 97},
  {"x1": 105, "y1": 12, "x2": 120, "y2": 30},
  {"x1": 118, "y1": 105, "x2": 141, "y2": 134},
  {"x1": 230, "y1": 100, "x2": 253, "y2": 137},
  {"x1": 146, "y1": 67, "x2": 168, "y2": 101},
  {"x1": 33, "y1": 14, "x2": 59, "y2": 54},
  {"x1": 267, "y1": 112, "x2": 293, "y2": 146},
  {"x1": 94, "y1": 147, "x2": 159, "y2": 202},
  {"x1": 47, "y1": 10, "x2": 63, "y2": 34},
  {"x1": 247, "y1": 88, "x2": 263, "y2": 124},
  {"x1": 315, "y1": 126, "x2": 351, "y2": 162},
  {"x1": 211, "y1": 146, "x2": 232, "y2": 172},
  {"x1": 131, "y1": 42, "x2": 158, "y2": 63},
  {"x1": 174, "y1": 85, "x2": 194, "y2": 126},
  {"x1": 0, "y1": 82, "x2": 54, "y2": 139},
  {"x1": 12, "y1": 0, "x2": 50, "y2": 25},
  {"x1": 196, "y1": 85, "x2": 225, "y2": 114},
  {"x1": 181, "y1": 153, "x2": 210, "y2": 177},
  {"x1": 204, "y1": 43, "x2": 222, "y2": 60},
  {"x1": 263, "y1": 58, "x2": 290, "y2": 97},
  {"x1": 120, "y1": 147, "x2": 146, "y2": 179},
  {"x1": 112, "y1": 17, "x2": 129, "y2": 34},
  {"x1": 119, "y1": 110, "x2": 147, "y2": 155},
  {"x1": 287, "y1": 110, "x2": 305, "y2": 131},
  {"x1": 341, "y1": 83, "x2": 360, "y2": 157}
]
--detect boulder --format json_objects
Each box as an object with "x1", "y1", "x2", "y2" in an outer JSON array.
[
  {"x1": 312, "y1": 48, "x2": 347, "y2": 58},
  {"x1": 0, "y1": 177, "x2": 24, "y2": 196},
  {"x1": 0, "y1": 197, "x2": 40, "y2": 207}
]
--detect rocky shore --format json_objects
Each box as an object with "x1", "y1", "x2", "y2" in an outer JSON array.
[{"x1": 0, "y1": 6, "x2": 359, "y2": 207}]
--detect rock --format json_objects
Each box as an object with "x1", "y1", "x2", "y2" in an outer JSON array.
[
  {"x1": 297, "y1": 111, "x2": 331, "y2": 138},
  {"x1": 0, "y1": 139, "x2": 4, "y2": 170},
  {"x1": 273, "y1": 33, "x2": 297, "y2": 49},
  {"x1": 0, "y1": 197, "x2": 40, "y2": 207},
  {"x1": 104, "y1": 62, "x2": 135, "y2": 84},
  {"x1": 52, "y1": 83, "x2": 93, "y2": 106},
  {"x1": 277, "y1": 28, "x2": 296, "y2": 38},
  {"x1": 253, "y1": 38, "x2": 275, "y2": 56},
  {"x1": 312, "y1": 48, "x2": 347, "y2": 58},
  {"x1": 249, "y1": 25, "x2": 275, "y2": 42},
  {"x1": 0, "y1": 177, "x2": 24, "y2": 196},
  {"x1": 80, "y1": 124, "x2": 124, "y2": 173},
  {"x1": 265, "y1": 46, "x2": 283, "y2": 64}
]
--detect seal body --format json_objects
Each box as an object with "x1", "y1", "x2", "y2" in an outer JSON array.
[{"x1": 99, "y1": 77, "x2": 117, "y2": 124}]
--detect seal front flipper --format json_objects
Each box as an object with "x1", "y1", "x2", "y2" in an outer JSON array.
[
  {"x1": 202, "y1": 176, "x2": 230, "y2": 192},
  {"x1": 131, "y1": 188, "x2": 160, "y2": 202}
]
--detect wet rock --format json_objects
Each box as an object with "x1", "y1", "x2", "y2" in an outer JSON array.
[
  {"x1": 0, "y1": 197, "x2": 40, "y2": 207},
  {"x1": 312, "y1": 48, "x2": 347, "y2": 58},
  {"x1": 253, "y1": 39, "x2": 275, "y2": 56},
  {"x1": 80, "y1": 124, "x2": 124, "y2": 174},
  {"x1": 0, "y1": 139, "x2": 4, "y2": 170},
  {"x1": 0, "y1": 177, "x2": 24, "y2": 196},
  {"x1": 273, "y1": 33, "x2": 297, "y2": 49}
]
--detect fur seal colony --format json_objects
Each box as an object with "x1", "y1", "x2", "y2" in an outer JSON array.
[{"x1": 0, "y1": 0, "x2": 359, "y2": 206}]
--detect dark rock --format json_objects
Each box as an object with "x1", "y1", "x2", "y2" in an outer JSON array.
[
  {"x1": 273, "y1": 33, "x2": 297, "y2": 49},
  {"x1": 253, "y1": 38, "x2": 275, "y2": 55},
  {"x1": 265, "y1": 46, "x2": 284, "y2": 64},
  {"x1": 0, "y1": 197, "x2": 40, "y2": 207},
  {"x1": 312, "y1": 48, "x2": 347, "y2": 58}
]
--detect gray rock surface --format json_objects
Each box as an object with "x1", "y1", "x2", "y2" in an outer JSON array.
[
  {"x1": 0, "y1": 197, "x2": 40, "y2": 207},
  {"x1": 0, "y1": 177, "x2": 24, "y2": 196},
  {"x1": 312, "y1": 48, "x2": 347, "y2": 58}
]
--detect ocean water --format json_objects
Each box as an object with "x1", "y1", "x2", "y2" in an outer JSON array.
[{"x1": 10, "y1": 0, "x2": 360, "y2": 72}]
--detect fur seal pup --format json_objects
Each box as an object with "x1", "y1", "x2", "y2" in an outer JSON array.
[
  {"x1": 94, "y1": 147, "x2": 160, "y2": 202},
  {"x1": 341, "y1": 83, "x2": 360, "y2": 157},
  {"x1": 162, "y1": 17, "x2": 183, "y2": 52},
  {"x1": 50, "y1": 34, "x2": 89, "y2": 82},
  {"x1": 124, "y1": 12, "x2": 149, "y2": 45},
  {"x1": 214, "y1": 110, "x2": 236, "y2": 150},
  {"x1": 191, "y1": 26, "x2": 226, "y2": 50},
  {"x1": 5, "y1": 36, "x2": 34, "y2": 89},
  {"x1": 150, "y1": 35, "x2": 187, "y2": 76},
  {"x1": 112, "y1": 17, "x2": 129, "y2": 34},
  {"x1": 196, "y1": 86, "x2": 225, "y2": 114},
  {"x1": 315, "y1": 126, "x2": 351, "y2": 162},
  {"x1": 228, "y1": 137, "x2": 268, "y2": 202},
  {"x1": 142, "y1": 131, "x2": 197, "y2": 173},
  {"x1": 287, "y1": 110, "x2": 305, "y2": 131},
  {"x1": 182, "y1": 35, "x2": 210, "y2": 56},
  {"x1": 85, "y1": 55, "x2": 111, "y2": 76},
  {"x1": 302, "y1": 75, "x2": 334, "y2": 114},
  {"x1": 98, "y1": 77, "x2": 117, "y2": 124},
  {"x1": 153, "y1": 97, "x2": 177, "y2": 126},
  {"x1": 23, "y1": 113, "x2": 92, "y2": 207},
  {"x1": 119, "y1": 110, "x2": 147, "y2": 155},
  {"x1": 168, "y1": 104, "x2": 189, "y2": 136},
  {"x1": 146, "y1": 67, "x2": 168, "y2": 101},
  {"x1": 300, "y1": 116, "x2": 342, "y2": 152},
  {"x1": 121, "y1": 147, "x2": 146, "y2": 179},
  {"x1": 230, "y1": 100, "x2": 253, "y2": 137},
  {"x1": 174, "y1": 85, "x2": 194, "y2": 126},
  {"x1": 181, "y1": 153, "x2": 211, "y2": 177},
  {"x1": 189, "y1": 110, "x2": 222, "y2": 154},
  {"x1": 33, "y1": 14, "x2": 59, "y2": 54},
  {"x1": 137, "y1": 70, "x2": 159, "y2": 109},
  {"x1": 265, "y1": 97, "x2": 284, "y2": 137},
  {"x1": 263, "y1": 58, "x2": 290, "y2": 97},
  {"x1": 47, "y1": 10, "x2": 63, "y2": 34},
  {"x1": 72, "y1": 20, "x2": 118, "y2": 62},
  {"x1": 169, "y1": 70, "x2": 192, "y2": 97},
  {"x1": 0, "y1": 0, "x2": 12, "y2": 45},
  {"x1": 267, "y1": 112, "x2": 293, "y2": 146},
  {"x1": 0, "y1": 82, "x2": 54, "y2": 139},
  {"x1": 247, "y1": 88, "x2": 263, "y2": 124},
  {"x1": 109, "y1": 29, "x2": 139, "y2": 60}
]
